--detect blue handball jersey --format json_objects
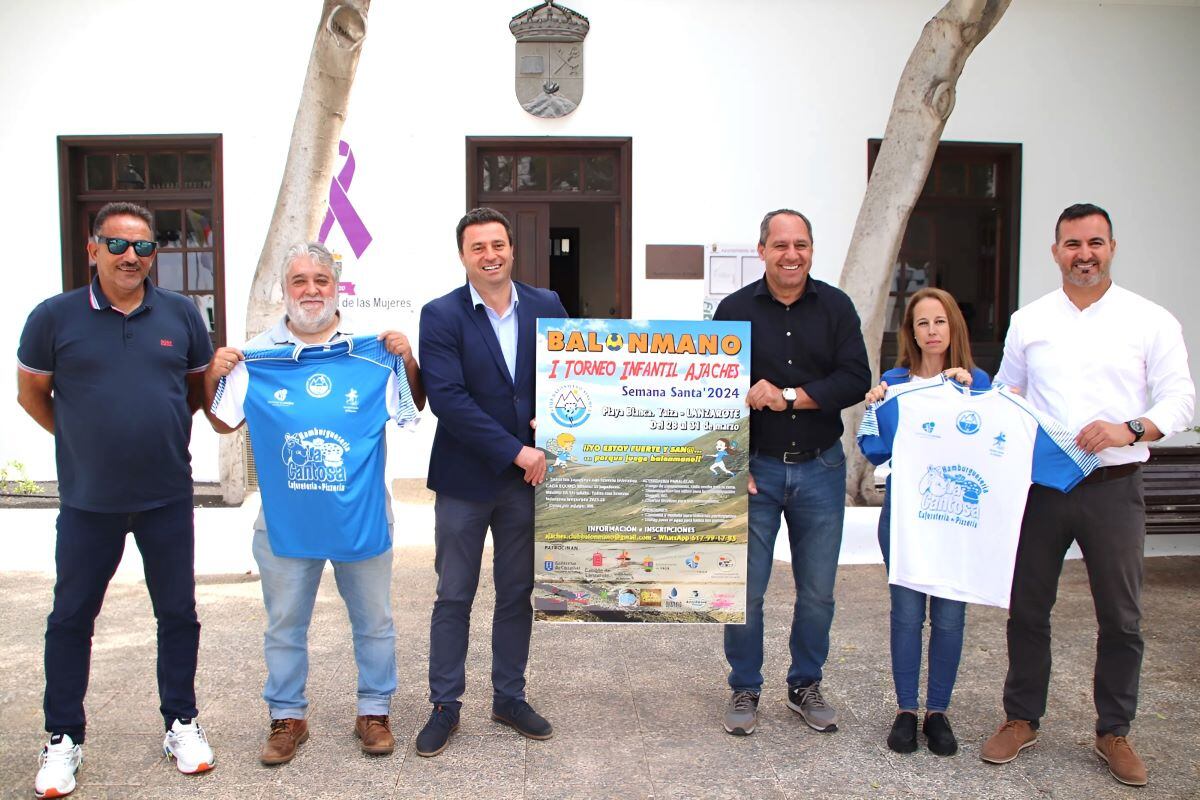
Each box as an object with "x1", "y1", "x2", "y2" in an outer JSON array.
[
  {"x1": 212, "y1": 335, "x2": 419, "y2": 561},
  {"x1": 857, "y1": 376, "x2": 1099, "y2": 608}
]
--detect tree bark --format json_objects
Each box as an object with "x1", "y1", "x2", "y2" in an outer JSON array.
[
  {"x1": 838, "y1": 0, "x2": 1010, "y2": 506},
  {"x1": 220, "y1": 1, "x2": 370, "y2": 504}
]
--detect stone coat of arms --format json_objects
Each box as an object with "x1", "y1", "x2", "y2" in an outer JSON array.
[{"x1": 510, "y1": 1, "x2": 589, "y2": 119}]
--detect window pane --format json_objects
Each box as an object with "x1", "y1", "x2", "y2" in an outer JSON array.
[
  {"x1": 517, "y1": 155, "x2": 546, "y2": 191},
  {"x1": 157, "y1": 252, "x2": 184, "y2": 291},
  {"x1": 148, "y1": 153, "x2": 180, "y2": 189},
  {"x1": 884, "y1": 293, "x2": 902, "y2": 332},
  {"x1": 116, "y1": 154, "x2": 147, "y2": 189},
  {"x1": 549, "y1": 156, "x2": 580, "y2": 192},
  {"x1": 186, "y1": 208, "x2": 213, "y2": 247},
  {"x1": 154, "y1": 209, "x2": 182, "y2": 248},
  {"x1": 938, "y1": 162, "x2": 966, "y2": 196},
  {"x1": 482, "y1": 154, "x2": 514, "y2": 193},
  {"x1": 188, "y1": 252, "x2": 215, "y2": 290},
  {"x1": 585, "y1": 155, "x2": 615, "y2": 193},
  {"x1": 969, "y1": 163, "x2": 996, "y2": 198},
  {"x1": 904, "y1": 215, "x2": 932, "y2": 255},
  {"x1": 192, "y1": 294, "x2": 216, "y2": 333},
  {"x1": 182, "y1": 153, "x2": 212, "y2": 189},
  {"x1": 902, "y1": 260, "x2": 932, "y2": 293},
  {"x1": 85, "y1": 155, "x2": 112, "y2": 190}
]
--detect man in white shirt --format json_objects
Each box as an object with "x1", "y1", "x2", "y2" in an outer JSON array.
[{"x1": 980, "y1": 204, "x2": 1195, "y2": 786}]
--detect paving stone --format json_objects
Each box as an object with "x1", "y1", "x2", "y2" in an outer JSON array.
[{"x1": 2, "y1": 554, "x2": 1198, "y2": 798}]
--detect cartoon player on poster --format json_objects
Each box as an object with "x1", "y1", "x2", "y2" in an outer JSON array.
[
  {"x1": 704, "y1": 438, "x2": 739, "y2": 477},
  {"x1": 546, "y1": 432, "x2": 576, "y2": 474}
]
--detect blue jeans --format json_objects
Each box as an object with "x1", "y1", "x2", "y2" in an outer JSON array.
[
  {"x1": 724, "y1": 443, "x2": 846, "y2": 692},
  {"x1": 878, "y1": 487, "x2": 966, "y2": 712},
  {"x1": 252, "y1": 531, "x2": 396, "y2": 718},
  {"x1": 45, "y1": 500, "x2": 199, "y2": 742}
]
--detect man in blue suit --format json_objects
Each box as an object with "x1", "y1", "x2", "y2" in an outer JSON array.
[{"x1": 415, "y1": 208, "x2": 568, "y2": 757}]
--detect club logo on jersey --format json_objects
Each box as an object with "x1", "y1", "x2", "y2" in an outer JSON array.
[
  {"x1": 270, "y1": 388, "x2": 294, "y2": 408},
  {"x1": 344, "y1": 388, "x2": 359, "y2": 413},
  {"x1": 955, "y1": 410, "x2": 982, "y2": 435},
  {"x1": 917, "y1": 465, "x2": 989, "y2": 528},
  {"x1": 306, "y1": 373, "x2": 333, "y2": 399},
  {"x1": 990, "y1": 431, "x2": 1007, "y2": 457},
  {"x1": 922, "y1": 421, "x2": 936, "y2": 433},
  {"x1": 548, "y1": 384, "x2": 591, "y2": 428},
  {"x1": 281, "y1": 428, "x2": 351, "y2": 492}
]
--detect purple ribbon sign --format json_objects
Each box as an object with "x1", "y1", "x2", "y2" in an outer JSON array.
[{"x1": 318, "y1": 140, "x2": 372, "y2": 259}]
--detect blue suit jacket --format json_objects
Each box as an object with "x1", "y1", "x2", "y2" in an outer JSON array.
[{"x1": 420, "y1": 280, "x2": 567, "y2": 502}]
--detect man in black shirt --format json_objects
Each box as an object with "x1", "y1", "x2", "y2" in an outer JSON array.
[{"x1": 714, "y1": 209, "x2": 870, "y2": 736}]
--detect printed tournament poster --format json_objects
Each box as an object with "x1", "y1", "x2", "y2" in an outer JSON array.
[{"x1": 533, "y1": 319, "x2": 750, "y2": 623}]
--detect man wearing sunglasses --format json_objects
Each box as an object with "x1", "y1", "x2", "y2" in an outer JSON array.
[{"x1": 17, "y1": 201, "x2": 216, "y2": 798}]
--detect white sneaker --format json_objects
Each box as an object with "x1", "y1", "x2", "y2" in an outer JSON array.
[
  {"x1": 35, "y1": 733, "x2": 82, "y2": 799},
  {"x1": 162, "y1": 718, "x2": 215, "y2": 774}
]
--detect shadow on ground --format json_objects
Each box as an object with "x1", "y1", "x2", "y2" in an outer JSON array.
[{"x1": 1, "y1": 553, "x2": 1197, "y2": 799}]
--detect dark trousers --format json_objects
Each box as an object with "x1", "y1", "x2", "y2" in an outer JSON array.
[
  {"x1": 428, "y1": 474, "x2": 534, "y2": 709},
  {"x1": 44, "y1": 499, "x2": 200, "y2": 742},
  {"x1": 1004, "y1": 471, "x2": 1145, "y2": 736}
]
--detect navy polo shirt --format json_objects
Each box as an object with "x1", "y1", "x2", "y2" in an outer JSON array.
[{"x1": 17, "y1": 276, "x2": 213, "y2": 512}]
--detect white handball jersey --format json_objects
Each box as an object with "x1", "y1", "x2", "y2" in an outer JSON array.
[{"x1": 858, "y1": 377, "x2": 1099, "y2": 608}]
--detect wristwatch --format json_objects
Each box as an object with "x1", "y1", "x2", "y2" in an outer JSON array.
[
  {"x1": 782, "y1": 387, "x2": 798, "y2": 404},
  {"x1": 1125, "y1": 418, "x2": 1145, "y2": 444}
]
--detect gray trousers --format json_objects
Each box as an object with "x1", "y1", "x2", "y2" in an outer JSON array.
[
  {"x1": 1003, "y1": 469, "x2": 1145, "y2": 736},
  {"x1": 427, "y1": 473, "x2": 535, "y2": 709}
]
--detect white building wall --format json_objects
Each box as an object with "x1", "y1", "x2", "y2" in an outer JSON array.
[{"x1": 1, "y1": 0, "x2": 1197, "y2": 484}]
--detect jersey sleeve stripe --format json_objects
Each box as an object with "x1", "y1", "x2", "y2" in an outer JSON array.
[{"x1": 999, "y1": 389, "x2": 1100, "y2": 475}]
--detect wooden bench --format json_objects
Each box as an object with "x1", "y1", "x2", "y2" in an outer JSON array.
[{"x1": 1144, "y1": 446, "x2": 1200, "y2": 534}]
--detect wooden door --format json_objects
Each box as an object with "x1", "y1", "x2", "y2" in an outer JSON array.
[{"x1": 489, "y1": 202, "x2": 549, "y2": 287}]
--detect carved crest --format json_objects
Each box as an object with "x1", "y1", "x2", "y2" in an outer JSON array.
[{"x1": 510, "y1": 1, "x2": 589, "y2": 118}]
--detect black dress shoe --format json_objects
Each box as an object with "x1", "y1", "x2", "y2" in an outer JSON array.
[
  {"x1": 887, "y1": 711, "x2": 918, "y2": 754},
  {"x1": 415, "y1": 705, "x2": 459, "y2": 757},
  {"x1": 491, "y1": 700, "x2": 553, "y2": 740},
  {"x1": 923, "y1": 712, "x2": 958, "y2": 756}
]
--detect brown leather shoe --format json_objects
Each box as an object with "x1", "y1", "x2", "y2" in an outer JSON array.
[
  {"x1": 1095, "y1": 733, "x2": 1148, "y2": 786},
  {"x1": 355, "y1": 715, "x2": 395, "y2": 756},
  {"x1": 980, "y1": 719, "x2": 1037, "y2": 764},
  {"x1": 261, "y1": 718, "x2": 309, "y2": 765}
]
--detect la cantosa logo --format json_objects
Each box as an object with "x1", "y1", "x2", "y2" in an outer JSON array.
[{"x1": 548, "y1": 384, "x2": 592, "y2": 428}]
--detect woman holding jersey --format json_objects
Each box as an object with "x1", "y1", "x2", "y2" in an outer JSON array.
[{"x1": 863, "y1": 287, "x2": 990, "y2": 757}]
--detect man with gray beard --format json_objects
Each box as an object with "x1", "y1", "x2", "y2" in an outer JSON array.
[{"x1": 204, "y1": 242, "x2": 424, "y2": 764}]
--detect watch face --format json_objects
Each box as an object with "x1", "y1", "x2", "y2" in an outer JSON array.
[{"x1": 1130, "y1": 419, "x2": 1145, "y2": 434}]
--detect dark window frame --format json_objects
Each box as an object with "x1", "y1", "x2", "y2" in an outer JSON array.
[
  {"x1": 57, "y1": 133, "x2": 227, "y2": 347},
  {"x1": 867, "y1": 139, "x2": 1022, "y2": 374}
]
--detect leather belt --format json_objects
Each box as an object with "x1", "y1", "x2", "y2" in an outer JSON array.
[
  {"x1": 753, "y1": 447, "x2": 823, "y2": 464},
  {"x1": 1080, "y1": 462, "x2": 1140, "y2": 486}
]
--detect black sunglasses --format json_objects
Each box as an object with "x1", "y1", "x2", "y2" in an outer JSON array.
[{"x1": 96, "y1": 235, "x2": 157, "y2": 257}]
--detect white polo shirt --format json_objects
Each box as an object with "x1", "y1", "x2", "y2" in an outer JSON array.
[{"x1": 995, "y1": 283, "x2": 1195, "y2": 467}]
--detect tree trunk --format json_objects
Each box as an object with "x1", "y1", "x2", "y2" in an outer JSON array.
[
  {"x1": 220, "y1": 1, "x2": 370, "y2": 504},
  {"x1": 838, "y1": 0, "x2": 1010, "y2": 506}
]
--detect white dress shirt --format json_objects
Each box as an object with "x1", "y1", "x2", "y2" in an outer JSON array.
[
  {"x1": 469, "y1": 280, "x2": 519, "y2": 382},
  {"x1": 995, "y1": 283, "x2": 1195, "y2": 466}
]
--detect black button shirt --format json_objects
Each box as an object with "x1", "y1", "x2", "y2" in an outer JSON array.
[{"x1": 714, "y1": 277, "x2": 870, "y2": 452}]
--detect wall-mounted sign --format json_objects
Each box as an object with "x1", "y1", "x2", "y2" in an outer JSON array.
[
  {"x1": 510, "y1": 1, "x2": 589, "y2": 118},
  {"x1": 703, "y1": 243, "x2": 763, "y2": 319}
]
